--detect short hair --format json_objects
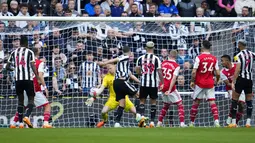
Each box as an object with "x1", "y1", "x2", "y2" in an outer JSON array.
[
  {"x1": 238, "y1": 39, "x2": 246, "y2": 47},
  {"x1": 243, "y1": 6, "x2": 249, "y2": 10},
  {"x1": 131, "y1": 3, "x2": 138, "y2": 7},
  {"x1": 170, "y1": 50, "x2": 178, "y2": 58},
  {"x1": 86, "y1": 51, "x2": 93, "y2": 55},
  {"x1": 149, "y1": 3, "x2": 156, "y2": 7},
  {"x1": 32, "y1": 47, "x2": 39, "y2": 55},
  {"x1": 20, "y1": 36, "x2": 28, "y2": 47},
  {"x1": 54, "y1": 56, "x2": 61, "y2": 61},
  {"x1": 19, "y1": 3, "x2": 28, "y2": 8},
  {"x1": 64, "y1": 9, "x2": 72, "y2": 13},
  {"x1": 122, "y1": 46, "x2": 130, "y2": 53},
  {"x1": 121, "y1": 11, "x2": 128, "y2": 15},
  {"x1": 202, "y1": 40, "x2": 211, "y2": 49},
  {"x1": 221, "y1": 55, "x2": 231, "y2": 61},
  {"x1": 1, "y1": 2, "x2": 7, "y2": 6}
]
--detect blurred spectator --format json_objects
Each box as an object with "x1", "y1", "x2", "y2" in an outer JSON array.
[
  {"x1": 102, "y1": 29, "x2": 122, "y2": 58},
  {"x1": 52, "y1": 56, "x2": 66, "y2": 96},
  {"x1": 201, "y1": 1, "x2": 210, "y2": 17},
  {"x1": 84, "y1": 0, "x2": 98, "y2": 16},
  {"x1": 169, "y1": 15, "x2": 188, "y2": 49},
  {"x1": 95, "y1": 46, "x2": 103, "y2": 61},
  {"x1": 49, "y1": 0, "x2": 58, "y2": 16},
  {"x1": 66, "y1": 62, "x2": 80, "y2": 93},
  {"x1": 206, "y1": 0, "x2": 216, "y2": 15},
  {"x1": 52, "y1": 45, "x2": 68, "y2": 66},
  {"x1": 28, "y1": 30, "x2": 45, "y2": 47},
  {"x1": 92, "y1": 4, "x2": 103, "y2": 17},
  {"x1": 218, "y1": 0, "x2": 237, "y2": 17},
  {"x1": 54, "y1": 3, "x2": 64, "y2": 16},
  {"x1": 33, "y1": 5, "x2": 46, "y2": 16},
  {"x1": 64, "y1": 8, "x2": 73, "y2": 16},
  {"x1": 190, "y1": 7, "x2": 212, "y2": 40},
  {"x1": 176, "y1": 47, "x2": 191, "y2": 66},
  {"x1": 11, "y1": 37, "x2": 20, "y2": 51},
  {"x1": 177, "y1": 0, "x2": 196, "y2": 17},
  {"x1": 6, "y1": 20, "x2": 22, "y2": 32},
  {"x1": 69, "y1": 41, "x2": 85, "y2": 67},
  {"x1": 0, "y1": 40, "x2": 3, "y2": 60},
  {"x1": 29, "y1": 0, "x2": 50, "y2": 16},
  {"x1": 33, "y1": 5, "x2": 47, "y2": 30},
  {"x1": 182, "y1": 61, "x2": 192, "y2": 82},
  {"x1": 232, "y1": 6, "x2": 250, "y2": 34},
  {"x1": 234, "y1": 0, "x2": 255, "y2": 16},
  {"x1": 129, "y1": 3, "x2": 142, "y2": 17},
  {"x1": 79, "y1": 51, "x2": 101, "y2": 95},
  {"x1": 0, "y1": 58, "x2": 10, "y2": 94},
  {"x1": 176, "y1": 75, "x2": 190, "y2": 92},
  {"x1": 66, "y1": 28, "x2": 80, "y2": 53},
  {"x1": 16, "y1": 3, "x2": 29, "y2": 28},
  {"x1": 158, "y1": 0, "x2": 178, "y2": 16},
  {"x1": 0, "y1": 22, "x2": 5, "y2": 41},
  {"x1": 101, "y1": 0, "x2": 111, "y2": 16},
  {"x1": 0, "y1": 2, "x2": 14, "y2": 26},
  {"x1": 188, "y1": 37, "x2": 200, "y2": 61},
  {"x1": 144, "y1": 3, "x2": 160, "y2": 17},
  {"x1": 23, "y1": 20, "x2": 36, "y2": 32},
  {"x1": 130, "y1": 22, "x2": 144, "y2": 32},
  {"x1": 108, "y1": 0, "x2": 126, "y2": 17},
  {"x1": 159, "y1": 48, "x2": 168, "y2": 61},
  {"x1": 9, "y1": 0, "x2": 19, "y2": 16},
  {"x1": 47, "y1": 27, "x2": 65, "y2": 53},
  {"x1": 68, "y1": 0, "x2": 79, "y2": 17}
]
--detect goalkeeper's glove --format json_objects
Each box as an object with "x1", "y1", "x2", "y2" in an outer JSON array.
[{"x1": 85, "y1": 97, "x2": 95, "y2": 107}]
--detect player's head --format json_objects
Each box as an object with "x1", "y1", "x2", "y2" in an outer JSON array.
[
  {"x1": 122, "y1": 46, "x2": 131, "y2": 55},
  {"x1": 169, "y1": 50, "x2": 178, "y2": 60},
  {"x1": 146, "y1": 41, "x2": 155, "y2": 52},
  {"x1": 238, "y1": 39, "x2": 246, "y2": 50},
  {"x1": 86, "y1": 51, "x2": 94, "y2": 61},
  {"x1": 201, "y1": 40, "x2": 211, "y2": 51},
  {"x1": 20, "y1": 36, "x2": 28, "y2": 48},
  {"x1": 221, "y1": 55, "x2": 231, "y2": 68},
  {"x1": 32, "y1": 46, "x2": 40, "y2": 57},
  {"x1": 107, "y1": 64, "x2": 116, "y2": 75}
]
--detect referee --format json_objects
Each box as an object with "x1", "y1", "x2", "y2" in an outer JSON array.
[
  {"x1": 229, "y1": 39, "x2": 255, "y2": 128},
  {"x1": 6, "y1": 36, "x2": 40, "y2": 128},
  {"x1": 135, "y1": 41, "x2": 164, "y2": 127}
]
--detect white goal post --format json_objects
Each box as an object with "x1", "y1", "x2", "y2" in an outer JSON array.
[{"x1": 0, "y1": 16, "x2": 254, "y2": 128}]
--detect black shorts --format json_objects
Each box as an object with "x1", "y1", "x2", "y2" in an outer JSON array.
[
  {"x1": 15, "y1": 80, "x2": 35, "y2": 99},
  {"x1": 139, "y1": 87, "x2": 158, "y2": 99},
  {"x1": 113, "y1": 79, "x2": 137, "y2": 101},
  {"x1": 235, "y1": 77, "x2": 253, "y2": 94}
]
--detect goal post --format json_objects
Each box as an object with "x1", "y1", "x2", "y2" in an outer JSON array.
[{"x1": 0, "y1": 16, "x2": 254, "y2": 128}]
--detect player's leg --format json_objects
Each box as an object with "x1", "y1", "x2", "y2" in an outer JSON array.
[
  {"x1": 236, "y1": 92, "x2": 245, "y2": 124},
  {"x1": 229, "y1": 78, "x2": 242, "y2": 127},
  {"x1": 244, "y1": 79, "x2": 253, "y2": 128},
  {"x1": 138, "y1": 87, "x2": 147, "y2": 116},
  {"x1": 189, "y1": 85, "x2": 203, "y2": 127},
  {"x1": 23, "y1": 81, "x2": 35, "y2": 128},
  {"x1": 14, "y1": 81, "x2": 25, "y2": 128},
  {"x1": 226, "y1": 90, "x2": 233, "y2": 125},
  {"x1": 206, "y1": 88, "x2": 220, "y2": 127},
  {"x1": 148, "y1": 87, "x2": 158, "y2": 127},
  {"x1": 170, "y1": 90, "x2": 186, "y2": 127},
  {"x1": 114, "y1": 98, "x2": 125, "y2": 127},
  {"x1": 97, "y1": 99, "x2": 115, "y2": 128},
  {"x1": 157, "y1": 102, "x2": 170, "y2": 127}
]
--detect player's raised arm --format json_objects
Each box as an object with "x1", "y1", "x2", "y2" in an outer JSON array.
[
  {"x1": 220, "y1": 70, "x2": 231, "y2": 87},
  {"x1": 97, "y1": 58, "x2": 119, "y2": 66},
  {"x1": 232, "y1": 55, "x2": 241, "y2": 88},
  {"x1": 190, "y1": 56, "x2": 199, "y2": 89},
  {"x1": 135, "y1": 56, "x2": 142, "y2": 75},
  {"x1": 129, "y1": 71, "x2": 140, "y2": 84},
  {"x1": 6, "y1": 51, "x2": 15, "y2": 71},
  {"x1": 156, "y1": 57, "x2": 164, "y2": 84},
  {"x1": 215, "y1": 61, "x2": 220, "y2": 85}
]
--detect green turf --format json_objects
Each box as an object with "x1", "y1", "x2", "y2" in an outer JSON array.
[{"x1": 0, "y1": 128, "x2": 254, "y2": 143}]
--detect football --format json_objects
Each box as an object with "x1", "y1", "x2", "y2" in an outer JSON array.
[{"x1": 89, "y1": 87, "x2": 100, "y2": 97}]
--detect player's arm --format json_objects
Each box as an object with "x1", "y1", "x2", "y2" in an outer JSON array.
[
  {"x1": 38, "y1": 62, "x2": 49, "y2": 97},
  {"x1": 168, "y1": 66, "x2": 180, "y2": 92},
  {"x1": 157, "y1": 57, "x2": 164, "y2": 84},
  {"x1": 190, "y1": 57, "x2": 199, "y2": 89},
  {"x1": 135, "y1": 56, "x2": 142, "y2": 75},
  {"x1": 215, "y1": 61, "x2": 220, "y2": 84},
  {"x1": 97, "y1": 58, "x2": 119, "y2": 66},
  {"x1": 220, "y1": 70, "x2": 231, "y2": 87},
  {"x1": 233, "y1": 55, "x2": 241, "y2": 84},
  {"x1": 6, "y1": 51, "x2": 14, "y2": 71},
  {"x1": 30, "y1": 51, "x2": 40, "y2": 82},
  {"x1": 129, "y1": 71, "x2": 140, "y2": 84}
]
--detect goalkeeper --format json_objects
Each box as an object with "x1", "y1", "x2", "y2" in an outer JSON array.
[{"x1": 85, "y1": 64, "x2": 145, "y2": 128}]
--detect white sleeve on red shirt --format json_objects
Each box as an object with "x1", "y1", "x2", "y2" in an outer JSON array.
[
  {"x1": 173, "y1": 66, "x2": 180, "y2": 76},
  {"x1": 193, "y1": 57, "x2": 200, "y2": 69},
  {"x1": 215, "y1": 60, "x2": 219, "y2": 70},
  {"x1": 220, "y1": 70, "x2": 228, "y2": 81},
  {"x1": 38, "y1": 62, "x2": 45, "y2": 73}
]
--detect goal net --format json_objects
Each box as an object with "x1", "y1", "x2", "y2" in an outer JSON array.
[{"x1": 0, "y1": 17, "x2": 254, "y2": 128}]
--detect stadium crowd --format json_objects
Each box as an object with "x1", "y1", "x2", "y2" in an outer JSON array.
[{"x1": 0, "y1": 0, "x2": 255, "y2": 97}]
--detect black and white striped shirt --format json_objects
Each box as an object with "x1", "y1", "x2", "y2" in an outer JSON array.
[
  {"x1": 0, "y1": 12, "x2": 14, "y2": 16},
  {"x1": 79, "y1": 61, "x2": 100, "y2": 88},
  {"x1": 234, "y1": 49, "x2": 255, "y2": 80},
  {"x1": 115, "y1": 55, "x2": 130, "y2": 80},
  {"x1": 7, "y1": 47, "x2": 35, "y2": 81},
  {"x1": 136, "y1": 53, "x2": 161, "y2": 87},
  {"x1": 188, "y1": 46, "x2": 200, "y2": 61}
]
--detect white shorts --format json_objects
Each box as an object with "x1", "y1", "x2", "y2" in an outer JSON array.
[
  {"x1": 161, "y1": 90, "x2": 182, "y2": 104},
  {"x1": 228, "y1": 90, "x2": 246, "y2": 103},
  {"x1": 24, "y1": 91, "x2": 49, "y2": 108},
  {"x1": 192, "y1": 85, "x2": 215, "y2": 100}
]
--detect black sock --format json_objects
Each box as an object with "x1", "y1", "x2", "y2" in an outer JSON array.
[
  {"x1": 150, "y1": 105, "x2": 157, "y2": 122},
  {"x1": 17, "y1": 104, "x2": 24, "y2": 123},
  {"x1": 115, "y1": 106, "x2": 124, "y2": 122},
  {"x1": 25, "y1": 103, "x2": 34, "y2": 117},
  {"x1": 246, "y1": 100, "x2": 253, "y2": 118},
  {"x1": 139, "y1": 104, "x2": 145, "y2": 116},
  {"x1": 231, "y1": 100, "x2": 238, "y2": 119}
]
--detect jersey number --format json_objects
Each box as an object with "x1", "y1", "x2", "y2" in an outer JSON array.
[
  {"x1": 142, "y1": 63, "x2": 155, "y2": 74},
  {"x1": 201, "y1": 62, "x2": 214, "y2": 73},
  {"x1": 162, "y1": 68, "x2": 172, "y2": 80},
  {"x1": 16, "y1": 56, "x2": 26, "y2": 68}
]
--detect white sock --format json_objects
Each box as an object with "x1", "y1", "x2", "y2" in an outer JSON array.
[
  {"x1": 232, "y1": 119, "x2": 236, "y2": 124},
  {"x1": 180, "y1": 122, "x2": 185, "y2": 126},
  {"x1": 246, "y1": 118, "x2": 251, "y2": 125},
  {"x1": 43, "y1": 121, "x2": 49, "y2": 125},
  {"x1": 10, "y1": 121, "x2": 16, "y2": 125},
  {"x1": 215, "y1": 119, "x2": 219, "y2": 123}
]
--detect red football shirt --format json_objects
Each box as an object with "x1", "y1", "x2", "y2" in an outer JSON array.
[
  {"x1": 33, "y1": 59, "x2": 44, "y2": 92},
  {"x1": 160, "y1": 59, "x2": 180, "y2": 93},
  {"x1": 194, "y1": 52, "x2": 219, "y2": 88},
  {"x1": 220, "y1": 63, "x2": 236, "y2": 91}
]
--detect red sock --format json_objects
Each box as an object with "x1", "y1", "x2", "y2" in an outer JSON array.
[
  {"x1": 13, "y1": 112, "x2": 19, "y2": 122},
  {"x1": 228, "y1": 105, "x2": 232, "y2": 117},
  {"x1": 44, "y1": 111, "x2": 51, "y2": 122},
  {"x1": 158, "y1": 103, "x2": 170, "y2": 122},
  {"x1": 190, "y1": 103, "x2": 199, "y2": 122},
  {"x1": 177, "y1": 102, "x2": 185, "y2": 123},
  {"x1": 210, "y1": 103, "x2": 219, "y2": 120},
  {"x1": 236, "y1": 112, "x2": 243, "y2": 123}
]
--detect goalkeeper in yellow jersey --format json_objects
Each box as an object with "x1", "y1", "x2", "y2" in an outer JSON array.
[{"x1": 85, "y1": 64, "x2": 146, "y2": 128}]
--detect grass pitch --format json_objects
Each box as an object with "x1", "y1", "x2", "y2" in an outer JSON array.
[{"x1": 0, "y1": 128, "x2": 254, "y2": 143}]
